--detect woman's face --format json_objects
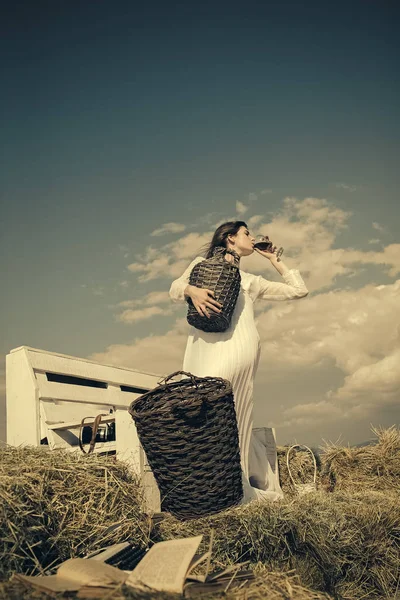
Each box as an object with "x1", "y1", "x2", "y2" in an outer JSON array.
[{"x1": 228, "y1": 226, "x2": 255, "y2": 257}]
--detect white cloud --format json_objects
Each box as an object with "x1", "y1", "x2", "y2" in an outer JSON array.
[
  {"x1": 127, "y1": 197, "x2": 400, "y2": 294},
  {"x1": 368, "y1": 239, "x2": 380, "y2": 245},
  {"x1": 150, "y1": 222, "x2": 186, "y2": 237},
  {"x1": 239, "y1": 197, "x2": 400, "y2": 291},
  {"x1": 260, "y1": 189, "x2": 272, "y2": 195},
  {"x1": 116, "y1": 291, "x2": 175, "y2": 323},
  {"x1": 236, "y1": 201, "x2": 248, "y2": 216},
  {"x1": 278, "y1": 401, "x2": 342, "y2": 428},
  {"x1": 127, "y1": 232, "x2": 211, "y2": 282},
  {"x1": 117, "y1": 305, "x2": 175, "y2": 324},
  {"x1": 254, "y1": 279, "x2": 400, "y2": 428},
  {"x1": 89, "y1": 320, "x2": 189, "y2": 376},
  {"x1": 118, "y1": 291, "x2": 171, "y2": 309},
  {"x1": 247, "y1": 215, "x2": 264, "y2": 229},
  {"x1": 372, "y1": 222, "x2": 385, "y2": 233},
  {"x1": 335, "y1": 182, "x2": 358, "y2": 192},
  {"x1": 334, "y1": 349, "x2": 400, "y2": 405},
  {"x1": 86, "y1": 196, "x2": 400, "y2": 445}
]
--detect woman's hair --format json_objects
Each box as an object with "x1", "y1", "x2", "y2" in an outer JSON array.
[{"x1": 202, "y1": 221, "x2": 248, "y2": 258}]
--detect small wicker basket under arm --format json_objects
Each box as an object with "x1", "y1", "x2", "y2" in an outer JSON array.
[
  {"x1": 128, "y1": 371, "x2": 243, "y2": 520},
  {"x1": 186, "y1": 247, "x2": 241, "y2": 333}
]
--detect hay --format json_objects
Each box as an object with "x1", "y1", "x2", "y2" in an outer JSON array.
[
  {"x1": 153, "y1": 489, "x2": 400, "y2": 599},
  {"x1": 1, "y1": 427, "x2": 400, "y2": 599},
  {"x1": 0, "y1": 566, "x2": 333, "y2": 599},
  {"x1": 0, "y1": 446, "x2": 150, "y2": 580},
  {"x1": 320, "y1": 425, "x2": 400, "y2": 494}
]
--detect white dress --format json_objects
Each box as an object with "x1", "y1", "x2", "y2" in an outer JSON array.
[{"x1": 169, "y1": 256, "x2": 308, "y2": 504}]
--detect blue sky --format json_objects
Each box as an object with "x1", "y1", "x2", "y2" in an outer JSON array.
[{"x1": 1, "y1": 1, "x2": 399, "y2": 445}]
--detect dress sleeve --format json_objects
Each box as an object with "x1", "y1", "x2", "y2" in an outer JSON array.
[
  {"x1": 252, "y1": 269, "x2": 309, "y2": 301},
  {"x1": 169, "y1": 256, "x2": 204, "y2": 303}
]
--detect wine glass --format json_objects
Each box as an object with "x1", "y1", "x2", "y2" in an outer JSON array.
[{"x1": 253, "y1": 235, "x2": 284, "y2": 261}]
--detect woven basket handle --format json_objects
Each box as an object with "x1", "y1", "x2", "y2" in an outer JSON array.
[
  {"x1": 158, "y1": 371, "x2": 200, "y2": 388},
  {"x1": 78, "y1": 414, "x2": 107, "y2": 454},
  {"x1": 286, "y1": 444, "x2": 317, "y2": 487},
  {"x1": 212, "y1": 246, "x2": 240, "y2": 265}
]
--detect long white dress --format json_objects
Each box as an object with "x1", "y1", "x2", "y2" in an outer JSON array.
[{"x1": 169, "y1": 256, "x2": 308, "y2": 503}]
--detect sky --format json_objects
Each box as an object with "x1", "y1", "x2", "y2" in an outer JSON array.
[{"x1": 1, "y1": 0, "x2": 399, "y2": 447}]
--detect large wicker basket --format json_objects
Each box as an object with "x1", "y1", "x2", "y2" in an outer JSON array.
[
  {"x1": 186, "y1": 247, "x2": 241, "y2": 333},
  {"x1": 128, "y1": 371, "x2": 243, "y2": 520}
]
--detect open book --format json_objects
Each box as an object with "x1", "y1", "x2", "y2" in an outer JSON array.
[
  {"x1": 14, "y1": 558, "x2": 127, "y2": 593},
  {"x1": 14, "y1": 534, "x2": 253, "y2": 596}
]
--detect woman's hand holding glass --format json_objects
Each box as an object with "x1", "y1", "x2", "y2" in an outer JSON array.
[
  {"x1": 185, "y1": 285, "x2": 223, "y2": 318},
  {"x1": 253, "y1": 235, "x2": 283, "y2": 262}
]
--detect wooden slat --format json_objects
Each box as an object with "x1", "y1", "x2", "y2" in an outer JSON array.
[
  {"x1": 64, "y1": 442, "x2": 117, "y2": 454},
  {"x1": 47, "y1": 416, "x2": 115, "y2": 430},
  {"x1": 11, "y1": 346, "x2": 163, "y2": 389},
  {"x1": 38, "y1": 381, "x2": 142, "y2": 408}
]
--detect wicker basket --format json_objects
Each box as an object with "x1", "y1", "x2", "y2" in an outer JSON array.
[
  {"x1": 128, "y1": 371, "x2": 243, "y2": 519},
  {"x1": 186, "y1": 247, "x2": 241, "y2": 333},
  {"x1": 286, "y1": 445, "x2": 317, "y2": 496}
]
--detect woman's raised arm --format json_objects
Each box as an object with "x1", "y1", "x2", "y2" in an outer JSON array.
[
  {"x1": 254, "y1": 269, "x2": 308, "y2": 301},
  {"x1": 251, "y1": 248, "x2": 308, "y2": 301}
]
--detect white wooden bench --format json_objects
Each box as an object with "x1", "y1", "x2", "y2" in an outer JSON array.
[{"x1": 6, "y1": 346, "x2": 163, "y2": 511}]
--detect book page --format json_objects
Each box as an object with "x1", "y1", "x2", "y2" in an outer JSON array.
[
  {"x1": 14, "y1": 573, "x2": 82, "y2": 593},
  {"x1": 14, "y1": 558, "x2": 127, "y2": 593},
  {"x1": 186, "y1": 528, "x2": 214, "y2": 583},
  {"x1": 58, "y1": 558, "x2": 127, "y2": 586},
  {"x1": 126, "y1": 535, "x2": 203, "y2": 594}
]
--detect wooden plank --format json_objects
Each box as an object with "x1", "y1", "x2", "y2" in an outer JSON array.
[
  {"x1": 38, "y1": 381, "x2": 142, "y2": 408},
  {"x1": 47, "y1": 416, "x2": 115, "y2": 430},
  {"x1": 115, "y1": 409, "x2": 143, "y2": 477},
  {"x1": 63, "y1": 442, "x2": 117, "y2": 454},
  {"x1": 10, "y1": 346, "x2": 163, "y2": 389},
  {"x1": 6, "y1": 349, "x2": 41, "y2": 446}
]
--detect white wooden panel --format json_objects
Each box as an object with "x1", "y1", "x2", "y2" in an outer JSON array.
[
  {"x1": 115, "y1": 409, "x2": 143, "y2": 477},
  {"x1": 40, "y1": 399, "x2": 114, "y2": 449},
  {"x1": 38, "y1": 381, "x2": 142, "y2": 408},
  {"x1": 10, "y1": 346, "x2": 163, "y2": 389},
  {"x1": 47, "y1": 416, "x2": 115, "y2": 430},
  {"x1": 6, "y1": 349, "x2": 40, "y2": 446},
  {"x1": 7, "y1": 345, "x2": 163, "y2": 512}
]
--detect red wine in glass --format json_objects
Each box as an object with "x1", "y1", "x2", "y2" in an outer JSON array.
[{"x1": 254, "y1": 235, "x2": 284, "y2": 261}]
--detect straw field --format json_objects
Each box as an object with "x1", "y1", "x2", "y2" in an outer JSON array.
[{"x1": 1, "y1": 426, "x2": 399, "y2": 600}]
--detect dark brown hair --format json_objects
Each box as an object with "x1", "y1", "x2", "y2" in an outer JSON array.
[{"x1": 202, "y1": 221, "x2": 248, "y2": 258}]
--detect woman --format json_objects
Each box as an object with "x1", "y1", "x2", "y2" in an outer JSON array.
[{"x1": 169, "y1": 221, "x2": 308, "y2": 503}]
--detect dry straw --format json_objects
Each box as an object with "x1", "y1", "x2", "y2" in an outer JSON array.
[
  {"x1": 153, "y1": 489, "x2": 400, "y2": 599},
  {"x1": 0, "y1": 445, "x2": 150, "y2": 580},
  {"x1": 0, "y1": 568, "x2": 333, "y2": 599},
  {"x1": 320, "y1": 425, "x2": 400, "y2": 494},
  {"x1": 1, "y1": 425, "x2": 399, "y2": 599}
]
